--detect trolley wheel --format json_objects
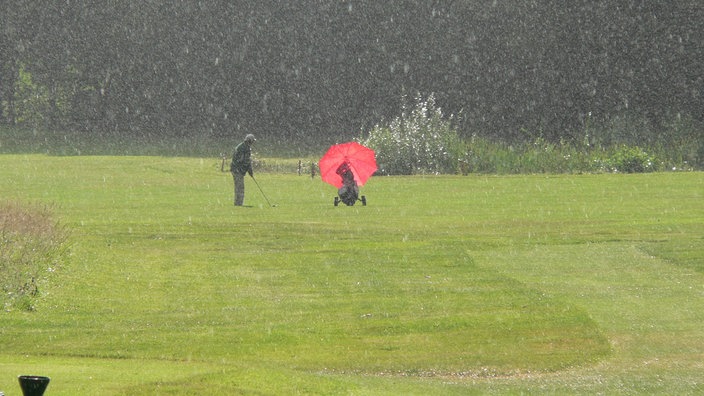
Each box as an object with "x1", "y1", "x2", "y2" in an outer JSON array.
[
  {"x1": 334, "y1": 197, "x2": 340, "y2": 206},
  {"x1": 361, "y1": 196, "x2": 367, "y2": 206}
]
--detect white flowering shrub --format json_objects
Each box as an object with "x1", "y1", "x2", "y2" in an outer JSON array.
[{"x1": 362, "y1": 94, "x2": 463, "y2": 175}]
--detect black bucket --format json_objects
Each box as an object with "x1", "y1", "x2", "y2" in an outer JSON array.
[{"x1": 18, "y1": 376, "x2": 50, "y2": 396}]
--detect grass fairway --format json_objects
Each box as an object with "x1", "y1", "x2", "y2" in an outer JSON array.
[{"x1": 1, "y1": 154, "x2": 703, "y2": 394}]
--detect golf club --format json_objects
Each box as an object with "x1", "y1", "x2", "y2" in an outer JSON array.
[{"x1": 250, "y1": 174, "x2": 276, "y2": 207}]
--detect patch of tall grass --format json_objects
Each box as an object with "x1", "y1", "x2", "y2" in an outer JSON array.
[
  {"x1": 463, "y1": 137, "x2": 704, "y2": 174},
  {"x1": 462, "y1": 137, "x2": 672, "y2": 174},
  {"x1": 0, "y1": 202, "x2": 68, "y2": 311}
]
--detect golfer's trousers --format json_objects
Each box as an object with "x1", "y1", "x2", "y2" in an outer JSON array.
[{"x1": 233, "y1": 172, "x2": 245, "y2": 205}]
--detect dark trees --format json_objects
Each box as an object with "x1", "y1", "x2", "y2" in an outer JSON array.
[{"x1": 1, "y1": 0, "x2": 701, "y2": 145}]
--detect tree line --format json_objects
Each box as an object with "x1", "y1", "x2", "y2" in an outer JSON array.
[{"x1": 1, "y1": 0, "x2": 702, "y2": 146}]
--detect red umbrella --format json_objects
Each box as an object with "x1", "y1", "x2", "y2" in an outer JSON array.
[{"x1": 319, "y1": 142, "x2": 377, "y2": 188}]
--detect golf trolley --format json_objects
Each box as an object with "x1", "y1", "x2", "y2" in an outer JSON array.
[{"x1": 334, "y1": 194, "x2": 366, "y2": 206}]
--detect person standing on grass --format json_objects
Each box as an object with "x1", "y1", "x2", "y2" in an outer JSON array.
[{"x1": 230, "y1": 134, "x2": 256, "y2": 206}]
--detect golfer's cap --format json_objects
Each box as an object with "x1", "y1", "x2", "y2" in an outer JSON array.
[{"x1": 245, "y1": 134, "x2": 256, "y2": 142}]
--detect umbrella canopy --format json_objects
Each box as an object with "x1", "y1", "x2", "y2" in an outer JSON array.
[{"x1": 319, "y1": 142, "x2": 377, "y2": 188}]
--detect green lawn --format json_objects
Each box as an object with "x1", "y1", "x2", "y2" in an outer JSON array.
[{"x1": 1, "y1": 154, "x2": 703, "y2": 394}]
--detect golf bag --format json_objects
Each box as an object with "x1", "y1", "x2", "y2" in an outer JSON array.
[{"x1": 337, "y1": 183, "x2": 359, "y2": 206}]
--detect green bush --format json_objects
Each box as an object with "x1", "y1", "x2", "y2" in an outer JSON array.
[
  {"x1": 606, "y1": 146, "x2": 659, "y2": 173},
  {"x1": 362, "y1": 93, "x2": 464, "y2": 175}
]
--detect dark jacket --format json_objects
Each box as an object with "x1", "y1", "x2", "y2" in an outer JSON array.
[{"x1": 231, "y1": 141, "x2": 253, "y2": 175}]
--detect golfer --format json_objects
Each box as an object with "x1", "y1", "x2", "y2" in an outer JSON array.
[{"x1": 230, "y1": 134, "x2": 255, "y2": 206}]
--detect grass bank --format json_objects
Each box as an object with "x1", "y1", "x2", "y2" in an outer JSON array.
[{"x1": 0, "y1": 154, "x2": 702, "y2": 394}]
